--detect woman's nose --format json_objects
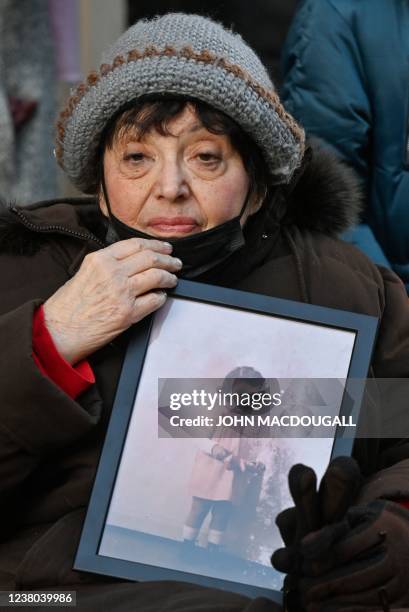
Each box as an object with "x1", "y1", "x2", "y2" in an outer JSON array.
[{"x1": 153, "y1": 158, "x2": 190, "y2": 202}]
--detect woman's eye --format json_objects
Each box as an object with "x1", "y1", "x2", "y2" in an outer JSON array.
[
  {"x1": 197, "y1": 152, "x2": 221, "y2": 164},
  {"x1": 124, "y1": 152, "x2": 146, "y2": 163}
]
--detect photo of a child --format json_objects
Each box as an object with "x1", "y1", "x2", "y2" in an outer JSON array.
[
  {"x1": 183, "y1": 367, "x2": 270, "y2": 553},
  {"x1": 97, "y1": 296, "x2": 356, "y2": 590}
]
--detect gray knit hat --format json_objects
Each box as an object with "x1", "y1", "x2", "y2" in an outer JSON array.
[{"x1": 56, "y1": 13, "x2": 305, "y2": 194}]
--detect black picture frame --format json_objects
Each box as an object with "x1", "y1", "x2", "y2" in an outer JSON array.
[{"x1": 74, "y1": 279, "x2": 379, "y2": 605}]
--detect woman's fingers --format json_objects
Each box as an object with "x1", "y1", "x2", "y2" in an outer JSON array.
[
  {"x1": 89, "y1": 238, "x2": 183, "y2": 277},
  {"x1": 319, "y1": 456, "x2": 362, "y2": 524},
  {"x1": 123, "y1": 249, "x2": 183, "y2": 277},
  {"x1": 289, "y1": 464, "x2": 321, "y2": 540},
  {"x1": 105, "y1": 237, "x2": 174, "y2": 260},
  {"x1": 271, "y1": 545, "x2": 298, "y2": 573},
  {"x1": 43, "y1": 238, "x2": 182, "y2": 364},
  {"x1": 130, "y1": 290, "x2": 168, "y2": 323},
  {"x1": 130, "y1": 268, "x2": 178, "y2": 296},
  {"x1": 276, "y1": 506, "x2": 298, "y2": 546}
]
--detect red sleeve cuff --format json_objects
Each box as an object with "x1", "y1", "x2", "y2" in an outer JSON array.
[
  {"x1": 398, "y1": 500, "x2": 409, "y2": 511},
  {"x1": 32, "y1": 305, "x2": 95, "y2": 399}
]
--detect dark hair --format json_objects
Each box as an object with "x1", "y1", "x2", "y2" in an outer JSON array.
[{"x1": 97, "y1": 95, "x2": 270, "y2": 203}]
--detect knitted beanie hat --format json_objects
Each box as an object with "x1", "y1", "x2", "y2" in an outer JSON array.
[{"x1": 56, "y1": 13, "x2": 305, "y2": 194}]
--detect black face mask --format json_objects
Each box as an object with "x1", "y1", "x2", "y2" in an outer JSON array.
[{"x1": 102, "y1": 170, "x2": 248, "y2": 279}]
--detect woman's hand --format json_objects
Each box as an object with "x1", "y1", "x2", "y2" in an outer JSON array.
[
  {"x1": 293, "y1": 500, "x2": 409, "y2": 612},
  {"x1": 43, "y1": 238, "x2": 182, "y2": 364},
  {"x1": 271, "y1": 457, "x2": 363, "y2": 612},
  {"x1": 272, "y1": 458, "x2": 409, "y2": 611}
]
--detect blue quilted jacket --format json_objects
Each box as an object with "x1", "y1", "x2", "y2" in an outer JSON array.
[{"x1": 282, "y1": 0, "x2": 409, "y2": 290}]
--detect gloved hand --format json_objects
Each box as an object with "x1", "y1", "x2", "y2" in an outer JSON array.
[
  {"x1": 272, "y1": 456, "x2": 362, "y2": 571},
  {"x1": 271, "y1": 456, "x2": 362, "y2": 610},
  {"x1": 292, "y1": 500, "x2": 409, "y2": 612},
  {"x1": 271, "y1": 457, "x2": 409, "y2": 611}
]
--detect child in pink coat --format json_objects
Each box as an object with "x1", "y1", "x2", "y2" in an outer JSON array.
[{"x1": 183, "y1": 367, "x2": 267, "y2": 550}]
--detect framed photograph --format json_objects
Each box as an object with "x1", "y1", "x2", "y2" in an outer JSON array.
[{"x1": 74, "y1": 279, "x2": 379, "y2": 604}]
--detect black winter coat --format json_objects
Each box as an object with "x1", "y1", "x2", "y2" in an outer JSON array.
[{"x1": 1, "y1": 145, "x2": 409, "y2": 610}]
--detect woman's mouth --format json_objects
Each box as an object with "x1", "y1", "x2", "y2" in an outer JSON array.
[{"x1": 147, "y1": 217, "x2": 200, "y2": 235}]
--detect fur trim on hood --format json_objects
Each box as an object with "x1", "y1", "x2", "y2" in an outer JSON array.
[
  {"x1": 0, "y1": 141, "x2": 363, "y2": 256},
  {"x1": 281, "y1": 139, "x2": 363, "y2": 236}
]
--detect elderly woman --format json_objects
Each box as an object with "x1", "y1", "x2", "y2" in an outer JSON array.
[{"x1": 1, "y1": 12, "x2": 409, "y2": 612}]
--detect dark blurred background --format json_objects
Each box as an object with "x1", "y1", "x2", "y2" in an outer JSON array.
[{"x1": 127, "y1": 1, "x2": 298, "y2": 87}]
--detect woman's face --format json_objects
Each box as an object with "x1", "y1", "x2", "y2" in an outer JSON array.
[{"x1": 99, "y1": 106, "x2": 254, "y2": 238}]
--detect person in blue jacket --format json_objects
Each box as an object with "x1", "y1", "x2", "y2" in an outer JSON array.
[{"x1": 281, "y1": 0, "x2": 409, "y2": 292}]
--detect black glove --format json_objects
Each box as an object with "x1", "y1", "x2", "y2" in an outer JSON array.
[
  {"x1": 272, "y1": 456, "x2": 362, "y2": 572},
  {"x1": 271, "y1": 456, "x2": 362, "y2": 610},
  {"x1": 293, "y1": 500, "x2": 409, "y2": 612},
  {"x1": 272, "y1": 457, "x2": 409, "y2": 611}
]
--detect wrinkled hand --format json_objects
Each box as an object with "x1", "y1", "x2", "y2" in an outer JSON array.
[
  {"x1": 290, "y1": 500, "x2": 409, "y2": 612},
  {"x1": 43, "y1": 238, "x2": 182, "y2": 363}
]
